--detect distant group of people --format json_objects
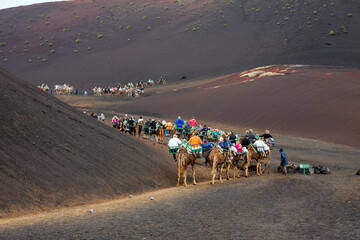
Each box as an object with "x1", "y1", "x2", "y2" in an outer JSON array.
[
  {"x1": 38, "y1": 83, "x2": 78, "y2": 95},
  {"x1": 88, "y1": 112, "x2": 288, "y2": 174},
  {"x1": 89, "y1": 112, "x2": 105, "y2": 122}
]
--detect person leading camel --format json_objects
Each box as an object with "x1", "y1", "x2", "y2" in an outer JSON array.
[{"x1": 279, "y1": 148, "x2": 288, "y2": 175}]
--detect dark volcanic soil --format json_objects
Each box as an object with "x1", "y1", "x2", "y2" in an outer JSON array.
[
  {"x1": 0, "y1": 67, "x2": 210, "y2": 218},
  {"x1": 1, "y1": 136, "x2": 359, "y2": 239},
  {"x1": 0, "y1": 0, "x2": 359, "y2": 88}
]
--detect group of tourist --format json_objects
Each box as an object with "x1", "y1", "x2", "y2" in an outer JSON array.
[
  {"x1": 38, "y1": 83, "x2": 78, "y2": 95},
  {"x1": 96, "y1": 113, "x2": 288, "y2": 175}
]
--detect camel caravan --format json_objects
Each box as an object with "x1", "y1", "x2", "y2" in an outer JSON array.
[
  {"x1": 92, "y1": 77, "x2": 166, "y2": 97},
  {"x1": 110, "y1": 114, "x2": 275, "y2": 187},
  {"x1": 38, "y1": 83, "x2": 76, "y2": 95}
]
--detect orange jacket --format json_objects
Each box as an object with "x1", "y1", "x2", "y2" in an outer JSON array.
[
  {"x1": 188, "y1": 136, "x2": 202, "y2": 148},
  {"x1": 165, "y1": 122, "x2": 173, "y2": 130}
]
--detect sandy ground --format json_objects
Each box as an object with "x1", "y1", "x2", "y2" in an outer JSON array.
[{"x1": 1, "y1": 134, "x2": 359, "y2": 239}]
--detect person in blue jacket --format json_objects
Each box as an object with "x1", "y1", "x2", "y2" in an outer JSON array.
[
  {"x1": 279, "y1": 148, "x2": 288, "y2": 175},
  {"x1": 219, "y1": 136, "x2": 233, "y2": 152},
  {"x1": 202, "y1": 139, "x2": 214, "y2": 164},
  {"x1": 175, "y1": 116, "x2": 184, "y2": 128}
]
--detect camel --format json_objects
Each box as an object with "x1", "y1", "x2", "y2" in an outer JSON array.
[
  {"x1": 176, "y1": 144, "x2": 197, "y2": 187},
  {"x1": 244, "y1": 144, "x2": 265, "y2": 177},
  {"x1": 228, "y1": 150, "x2": 247, "y2": 179},
  {"x1": 127, "y1": 121, "x2": 137, "y2": 136},
  {"x1": 262, "y1": 147, "x2": 271, "y2": 174},
  {"x1": 152, "y1": 125, "x2": 164, "y2": 144},
  {"x1": 208, "y1": 144, "x2": 231, "y2": 185}
]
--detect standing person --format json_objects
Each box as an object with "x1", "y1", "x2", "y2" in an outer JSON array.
[
  {"x1": 279, "y1": 148, "x2": 288, "y2": 175},
  {"x1": 168, "y1": 135, "x2": 182, "y2": 161},
  {"x1": 138, "y1": 116, "x2": 144, "y2": 133}
]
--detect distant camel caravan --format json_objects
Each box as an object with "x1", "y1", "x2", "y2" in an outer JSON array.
[{"x1": 106, "y1": 114, "x2": 277, "y2": 186}]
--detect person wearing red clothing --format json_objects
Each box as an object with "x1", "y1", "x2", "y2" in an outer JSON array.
[{"x1": 188, "y1": 116, "x2": 198, "y2": 127}]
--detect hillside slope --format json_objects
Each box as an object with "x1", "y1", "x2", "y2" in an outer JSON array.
[
  {"x1": 0, "y1": 0, "x2": 359, "y2": 88},
  {"x1": 0, "y1": 67, "x2": 176, "y2": 217}
]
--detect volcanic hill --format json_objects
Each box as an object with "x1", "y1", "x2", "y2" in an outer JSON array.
[
  {"x1": 0, "y1": 0, "x2": 359, "y2": 88},
  {"x1": 0, "y1": 67, "x2": 178, "y2": 218}
]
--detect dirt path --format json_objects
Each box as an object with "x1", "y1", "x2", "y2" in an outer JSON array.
[{"x1": 1, "y1": 137, "x2": 359, "y2": 239}]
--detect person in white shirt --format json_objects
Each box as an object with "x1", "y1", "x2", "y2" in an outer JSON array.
[
  {"x1": 168, "y1": 135, "x2": 182, "y2": 161},
  {"x1": 254, "y1": 137, "x2": 267, "y2": 152}
]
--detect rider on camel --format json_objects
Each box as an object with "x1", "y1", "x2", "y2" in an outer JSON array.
[
  {"x1": 202, "y1": 138, "x2": 214, "y2": 164},
  {"x1": 188, "y1": 132, "x2": 202, "y2": 158},
  {"x1": 168, "y1": 134, "x2": 182, "y2": 161},
  {"x1": 188, "y1": 116, "x2": 198, "y2": 128},
  {"x1": 175, "y1": 116, "x2": 184, "y2": 128}
]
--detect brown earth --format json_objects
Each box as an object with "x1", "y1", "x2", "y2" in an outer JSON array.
[
  {"x1": 57, "y1": 65, "x2": 360, "y2": 148},
  {"x1": 0, "y1": 0, "x2": 359, "y2": 89},
  {"x1": 0, "y1": 66, "x2": 359, "y2": 238},
  {"x1": 0, "y1": 67, "x2": 211, "y2": 218},
  {"x1": 0, "y1": 136, "x2": 359, "y2": 239}
]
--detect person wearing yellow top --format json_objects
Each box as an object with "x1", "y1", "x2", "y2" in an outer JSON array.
[
  {"x1": 164, "y1": 121, "x2": 173, "y2": 136},
  {"x1": 188, "y1": 133, "x2": 202, "y2": 158},
  {"x1": 188, "y1": 133, "x2": 202, "y2": 148}
]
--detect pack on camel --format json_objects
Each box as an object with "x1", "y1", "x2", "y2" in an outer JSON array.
[
  {"x1": 244, "y1": 144, "x2": 265, "y2": 177},
  {"x1": 176, "y1": 144, "x2": 197, "y2": 187},
  {"x1": 208, "y1": 144, "x2": 231, "y2": 185}
]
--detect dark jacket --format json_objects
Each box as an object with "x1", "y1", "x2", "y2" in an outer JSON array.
[
  {"x1": 260, "y1": 133, "x2": 273, "y2": 140},
  {"x1": 280, "y1": 150, "x2": 288, "y2": 166},
  {"x1": 241, "y1": 138, "x2": 251, "y2": 147},
  {"x1": 228, "y1": 133, "x2": 237, "y2": 144},
  {"x1": 246, "y1": 132, "x2": 255, "y2": 140}
]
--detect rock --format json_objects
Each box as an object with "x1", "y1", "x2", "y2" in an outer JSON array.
[
  {"x1": 88, "y1": 209, "x2": 94, "y2": 213},
  {"x1": 356, "y1": 169, "x2": 360, "y2": 175},
  {"x1": 129, "y1": 194, "x2": 133, "y2": 198},
  {"x1": 150, "y1": 197, "x2": 154, "y2": 200}
]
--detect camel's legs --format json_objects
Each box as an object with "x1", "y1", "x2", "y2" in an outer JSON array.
[
  {"x1": 183, "y1": 170, "x2": 187, "y2": 187},
  {"x1": 219, "y1": 164, "x2": 224, "y2": 183},
  {"x1": 192, "y1": 164, "x2": 197, "y2": 185},
  {"x1": 211, "y1": 162, "x2": 216, "y2": 185},
  {"x1": 177, "y1": 170, "x2": 181, "y2": 187}
]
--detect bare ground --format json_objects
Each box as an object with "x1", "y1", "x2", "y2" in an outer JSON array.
[{"x1": 1, "y1": 134, "x2": 359, "y2": 240}]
